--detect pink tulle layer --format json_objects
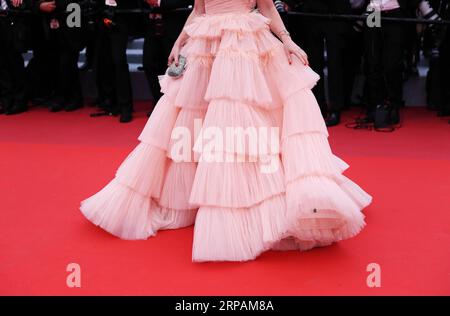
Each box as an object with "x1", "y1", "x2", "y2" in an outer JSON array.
[{"x1": 80, "y1": 10, "x2": 372, "y2": 262}]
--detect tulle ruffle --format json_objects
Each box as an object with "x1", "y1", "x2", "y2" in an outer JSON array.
[
  {"x1": 81, "y1": 86, "x2": 200, "y2": 240},
  {"x1": 80, "y1": 179, "x2": 197, "y2": 240},
  {"x1": 80, "y1": 10, "x2": 372, "y2": 262}
]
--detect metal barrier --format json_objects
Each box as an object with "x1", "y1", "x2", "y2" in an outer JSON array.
[{"x1": 1, "y1": 8, "x2": 450, "y2": 25}]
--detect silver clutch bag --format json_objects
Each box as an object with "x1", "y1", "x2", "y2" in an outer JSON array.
[{"x1": 167, "y1": 55, "x2": 187, "y2": 78}]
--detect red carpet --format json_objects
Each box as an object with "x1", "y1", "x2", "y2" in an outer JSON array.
[{"x1": 0, "y1": 104, "x2": 449, "y2": 295}]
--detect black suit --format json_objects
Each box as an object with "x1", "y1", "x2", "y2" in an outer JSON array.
[
  {"x1": 93, "y1": 0, "x2": 137, "y2": 115},
  {"x1": 437, "y1": 1, "x2": 450, "y2": 114},
  {"x1": 363, "y1": 0, "x2": 421, "y2": 112},
  {"x1": 302, "y1": 0, "x2": 352, "y2": 115},
  {"x1": 0, "y1": 0, "x2": 30, "y2": 112},
  {"x1": 425, "y1": 0, "x2": 450, "y2": 113},
  {"x1": 52, "y1": 0, "x2": 84, "y2": 107},
  {"x1": 438, "y1": 28, "x2": 450, "y2": 114},
  {"x1": 142, "y1": 0, "x2": 193, "y2": 106},
  {"x1": 26, "y1": 1, "x2": 55, "y2": 102},
  {"x1": 26, "y1": 0, "x2": 84, "y2": 107}
]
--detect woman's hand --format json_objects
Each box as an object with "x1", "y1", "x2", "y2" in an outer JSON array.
[
  {"x1": 39, "y1": 1, "x2": 56, "y2": 13},
  {"x1": 166, "y1": 0, "x2": 202, "y2": 66},
  {"x1": 282, "y1": 36, "x2": 309, "y2": 66},
  {"x1": 168, "y1": 41, "x2": 183, "y2": 67}
]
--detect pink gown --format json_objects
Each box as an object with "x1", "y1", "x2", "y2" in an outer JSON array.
[{"x1": 80, "y1": 0, "x2": 372, "y2": 262}]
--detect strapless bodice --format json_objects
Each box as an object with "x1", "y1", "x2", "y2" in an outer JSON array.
[{"x1": 205, "y1": 0, "x2": 255, "y2": 15}]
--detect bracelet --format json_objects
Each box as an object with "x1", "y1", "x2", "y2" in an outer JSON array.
[{"x1": 278, "y1": 29, "x2": 291, "y2": 38}]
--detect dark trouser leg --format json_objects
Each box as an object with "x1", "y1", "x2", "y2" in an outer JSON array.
[
  {"x1": 108, "y1": 19, "x2": 132, "y2": 114},
  {"x1": 0, "y1": 33, "x2": 26, "y2": 111},
  {"x1": 93, "y1": 27, "x2": 114, "y2": 108},
  {"x1": 344, "y1": 29, "x2": 364, "y2": 106},
  {"x1": 364, "y1": 26, "x2": 384, "y2": 114},
  {"x1": 325, "y1": 21, "x2": 349, "y2": 112},
  {"x1": 0, "y1": 42, "x2": 13, "y2": 111},
  {"x1": 0, "y1": 22, "x2": 12, "y2": 111},
  {"x1": 0, "y1": 45, "x2": 5, "y2": 109},
  {"x1": 305, "y1": 18, "x2": 326, "y2": 115},
  {"x1": 27, "y1": 24, "x2": 58, "y2": 102},
  {"x1": 0, "y1": 19, "x2": 26, "y2": 109},
  {"x1": 58, "y1": 45, "x2": 82, "y2": 105},
  {"x1": 438, "y1": 30, "x2": 450, "y2": 112},
  {"x1": 82, "y1": 29, "x2": 96, "y2": 69},
  {"x1": 288, "y1": 12, "x2": 307, "y2": 48},
  {"x1": 382, "y1": 19, "x2": 406, "y2": 109},
  {"x1": 143, "y1": 23, "x2": 173, "y2": 105},
  {"x1": 143, "y1": 32, "x2": 164, "y2": 104},
  {"x1": 8, "y1": 48, "x2": 27, "y2": 108}
]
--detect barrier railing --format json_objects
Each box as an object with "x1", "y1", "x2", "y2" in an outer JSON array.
[{"x1": 1, "y1": 8, "x2": 450, "y2": 25}]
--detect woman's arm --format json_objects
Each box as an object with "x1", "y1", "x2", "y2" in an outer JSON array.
[
  {"x1": 168, "y1": 0, "x2": 205, "y2": 65},
  {"x1": 256, "y1": 0, "x2": 308, "y2": 65}
]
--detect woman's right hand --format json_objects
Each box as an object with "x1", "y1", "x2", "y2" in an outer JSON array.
[{"x1": 168, "y1": 41, "x2": 182, "y2": 67}]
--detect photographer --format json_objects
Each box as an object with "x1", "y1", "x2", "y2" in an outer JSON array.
[
  {"x1": 424, "y1": 0, "x2": 450, "y2": 118},
  {"x1": 78, "y1": 0, "x2": 98, "y2": 71},
  {"x1": 141, "y1": 0, "x2": 193, "y2": 116},
  {"x1": 301, "y1": 0, "x2": 353, "y2": 127},
  {"x1": 362, "y1": 0, "x2": 422, "y2": 128},
  {"x1": 436, "y1": 1, "x2": 450, "y2": 121},
  {"x1": 43, "y1": 0, "x2": 83, "y2": 112},
  {"x1": 0, "y1": 0, "x2": 30, "y2": 115},
  {"x1": 91, "y1": 0, "x2": 137, "y2": 123}
]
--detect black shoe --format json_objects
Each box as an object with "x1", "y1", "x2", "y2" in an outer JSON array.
[
  {"x1": 64, "y1": 102, "x2": 83, "y2": 112},
  {"x1": 5, "y1": 105, "x2": 27, "y2": 115},
  {"x1": 374, "y1": 105, "x2": 392, "y2": 129},
  {"x1": 1, "y1": 101, "x2": 12, "y2": 114},
  {"x1": 356, "y1": 111, "x2": 374, "y2": 124},
  {"x1": 325, "y1": 112, "x2": 340, "y2": 127},
  {"x1": 119, "y1": 111, "x2": 132, "y2": 123},
  {"x1": 98, "y1": 100, "x2": 117, "y2": 114}
]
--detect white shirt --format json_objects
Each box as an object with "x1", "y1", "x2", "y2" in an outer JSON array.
[{"x1": 1, "y1": 0, "x2": 8, "y2": 10}]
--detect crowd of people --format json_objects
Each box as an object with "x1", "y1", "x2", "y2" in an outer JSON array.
[{"x1": 0, "y1": 0, "x2": 449, "y2": 127}]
